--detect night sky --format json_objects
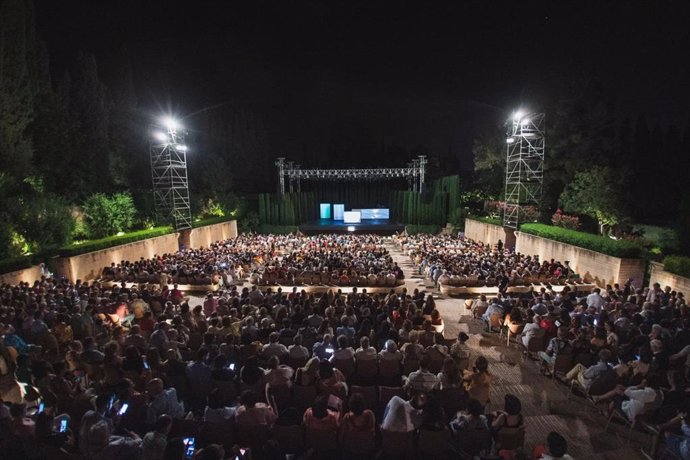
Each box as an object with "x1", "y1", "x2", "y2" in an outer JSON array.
[{"x1": 35, "y1": 0, "x2": 690, "y2": 171}]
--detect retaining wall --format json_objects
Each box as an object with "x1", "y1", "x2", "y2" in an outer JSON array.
[
  {"x1": 649, "y1": 262, "x2": 690, "y2": 294},
  {"x1": 463, "y1": 219, "x2": 516, "y2": 249},
  {"x1": 0, "y1": 265, "x2": 44, "y2": 286}
]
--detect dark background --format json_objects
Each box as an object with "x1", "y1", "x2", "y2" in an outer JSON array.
[{"x1": 35, "y1": 0, "x2": 690, "y2": 174}]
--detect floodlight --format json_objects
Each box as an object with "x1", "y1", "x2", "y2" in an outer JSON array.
[
  {"x1": 521, "y1": 118, "x2": 531, "y2": 125},
  {"x1": 506, "y1": 137, "x2": 515, "y2": 144},
  {"x1": 154, "y1": 131, "x2": 168, "y2": 142},
  {"x1": 512, "y1": 110, "x2": 524, "y2": 121},
  {"x1": 176, "y1": 144, "x2": 188, "y2": 152},
  {"x1": 162, "y1": 117, "x2": 180, "y2": 130}
]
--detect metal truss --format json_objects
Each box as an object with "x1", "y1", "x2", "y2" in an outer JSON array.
[
  {"x1": 150, "y1": 127, "x2": 192, "y2": 231},
  {"x1": 275, "y1": 155, "x2": 427, "y2": 194},
  {"x1": 503, "y1": 112, "x2": 545, "y2": 229}
]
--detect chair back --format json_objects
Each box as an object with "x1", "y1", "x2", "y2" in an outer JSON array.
[
  {"x1": 267, "y1": 383, "x2": 293, "y2": 412},
  {"x1": 402, "y1": 358, "x2": 420, "y2": 376},
  {"x1": 380, "y1": 428, "x2": 415, "y2": 457},
  {"x1": 378, "y1": 358, "x2": 402, "y2": 380},
  {"x1": 272, "y1": 424, "x2": 305, "y2": 454},
  {"x1": 350, "y1": 385, "x2": 378, "y2": 411},
  {"x1": 418, "y1": 427, "x2": 452, "y2": 455},
  {"x1": 496, "y1": 424, "x2": 525, "y2": 451},
  {"x1": 305, "y1": 427, "x2": 339, "y2": 453},
  {"x1": 356, "y1": 358, "x2": 378, "y2": 379},
  {"x1": 553, "y1": 353, "x2": 574, "y2": 376},
  {"x1": 292, "y1": 384, "x2": 318, "y2": 413},
  {"x1": 198, "y1": 421, "x2": 235, "y2": 449},
  {"x1": 341, "y1": 428, "x2": 376, "y2": 456},
  {"x1": 455, "y1": 425, "x2": 491, "y2": 457},
  {"x1": 289, "y1": 355, "x2": 308, "y2": 370},
  {"x1": 437, "y1": 386, "x2": 466, "y2": 420},
  {"x1": 527, "y1": 329, "x2": 547, "y2": 353},
  {"x1": 212, "y1": 379, "x2": 238, "y2": 406},
  {"x1": 334, "y1": 357, "x2": 355, "y2": 378}
]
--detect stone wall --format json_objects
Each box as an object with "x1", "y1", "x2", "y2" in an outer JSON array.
[
  {"x1": 649, "y1": 262, "x2": 690, "y2": 294},
  {"x1": 181, "y1": 220, "x2": 238, "y2": 249},
  {"x1": 515, "y1": 232, "x2": 646, "y2": 288},
  {"x1": 463, "y1": 219, "x2": 516, "y2": 249},
  {"x1": 0, "y1": 265, "x2": 44, "y2": 286}
]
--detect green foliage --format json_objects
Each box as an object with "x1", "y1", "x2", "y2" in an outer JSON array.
[
  {"x1": 520, "y1": 223, "x2": 642, "y2": 258},
  {"x1": 191, "y1": 216, "x2": 234, "y2": 228},
  {"x1": 13, "y1": 193, "x2": 74, "y2": 251},
  {"x1": 559, "y1": 166, "x2": 624, "y2": 234},
  {"x1": 472, "y1": 132, "x2": 505, "y2": 195},
  {"x1": 0, "y1": 256, "x2": 34, "y2": 275},
  {"x1": 83, "y1": 192, "x2": 137, "y2": 239},
  {"x1": 663, "y1": 256, "x2": 690, "y2": 279},
  {"x1": 678, "y1": 192, "x2": 690, "y2": 256},
  {"x1": 635, "y1": 225, "x2": 680, "y2": 255},
  {"x1": 551, "y1": 209, "x2": 581, "y2": 230},
  {"x1": 257, "y1": 224, "x2": 298, "y2": 235},
  {"x1": 58, "y1": 226, "x2": 172, "y2": 257},
  {"x1": 239, "y1": 211, "x2": 260, "y2": 233},
  {"x1": 405, "y1": 225, "x2": 440, "y2": 235}
]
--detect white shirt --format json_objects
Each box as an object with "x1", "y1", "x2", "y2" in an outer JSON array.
[
  {"x1": 622, "y1": 386, "x2": 657, "y2": 422},
  {"x1": 587, "y1": 293, "x2": 604, "y2": 311}
]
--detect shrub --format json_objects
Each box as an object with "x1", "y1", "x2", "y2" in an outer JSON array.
[
  {"x1": 520, "y1": 223, "x2": 642, "y2": 258},
  {"x1": 14, "y1": 193, "x2": 75, "y2": 251},
  {"x1": 83, "y1": 192, "x2": 137, "y2": 239},
  {"x1": 58, "y1": 226, "x2": 172, "y2": 257},
  {"x1": 484, "y1": 201, "x2": 540, "y2": 223},
  {"x1": 466, "y1": 216, "x2": 503, "y2": 227},
  {"x1": 551, "y1": 209, "x2": 581, "y2": 230},
  {"x1": 239, "y1": 211, "x2": 260, "y2": 233},
  {"x1": 0, "y1": 256, "x2": 34, "y2": 275},
  {"x1": 406, "y1": 224, "x2": 440, "y2": 235},
  {"x1": 663, "y1": 255, "x2": 690, "y2": 279},
  {"x1": 192, "y1": 216, "x2": 234, "y2": 228}
]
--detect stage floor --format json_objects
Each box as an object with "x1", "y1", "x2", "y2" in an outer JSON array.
[{"x1": 299, "y1": 219, "x2": 405, "y2": 235}]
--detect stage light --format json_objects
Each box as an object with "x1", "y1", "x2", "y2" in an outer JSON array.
[
  {"x1": 347, "y1": 226, "x2": 355, "y2": 232},
  {"x1": 506, "y1": 137, "x2": 515, "y2": 144},
  {"x1": 512, "y1": 110, "x2": 524, "y2": 121},
  {"x1": 162, "y1": 116, "x2": 180, "y2": 130},
  {"x1": 521, "y1": 118, "x2": 531, "y2": 125},
  {"x1": 154, "y1": 131, "x2": 168, "y2": 142},
  {"x1": 176, "y1": 144, "x2": 188, "y2": 152}
]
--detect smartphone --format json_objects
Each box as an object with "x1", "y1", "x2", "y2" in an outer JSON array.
[
  {"x1": 593, "y1": 319, "x2": 598, "y2": 327},
  {"x1": 236, "y1": 447, "x2": 247, "y2": 460},
  {"x1": 635, "y1": 355, "x2": 641, "y2": 361},
  {"x1": 108, "y1": 395, "x2": 116, "y2": 411},
  {"x1": 554, "y1": 320, "x2": 561, "y2": 328},
  {"x1": 325, "y1": 348, "x2": 334, "y2": 354},
  {"x1": 143, "y1": 359, "x2": 150, "y2": 370},
  {"x1": 228, "y1": 363, "x2": 236, "y2": 371},
  {"x1": 59, "y1": 419, "x2": 68, "y2": 433},
  {"x1": 118, "y1": 403, "x2": 129, "y2": 415},
  {"x1": 38, "y1": 402, "x2": 45, "y2": 414},
  {"x1": 183, "y1": 437, "x2": 196, "y2": 459}
]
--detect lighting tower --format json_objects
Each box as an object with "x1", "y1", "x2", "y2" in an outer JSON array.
[
  {"x1": 503, "y1": 111, "x2": 545, "y2": 229},
  {"x1": 150, "y1": 117, "x2": 192, "y2": 231}
]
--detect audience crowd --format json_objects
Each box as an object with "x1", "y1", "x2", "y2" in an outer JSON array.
[{"x1": 102, "y1": 234, "x2": 405, "y2": 288}]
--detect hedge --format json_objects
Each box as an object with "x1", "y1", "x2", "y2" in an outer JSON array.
[
  {"x1": 405, "y1": 224, "x2": 441, "y2": 235},
  {"x1": 663, "y1": 255, "x2": 690, "y2": 279},
  {"x1": 520, "y1": 223, "x2": 643, "y2": 258},
  {"x1": 0, "y1": 256, "x2": 35, "y2": 275},
  {"x1": 58, "y1": 226, "x2": 173, "y2": 257},
  {"x1": 192, "y1": 216, "x2": 235, "y2": 228},
  {"x1": 466, "y1": 216, "x2": 503, "y2": 227},
  {"x1": 257, "y1": 224, "x2": 299, "y2": 235}
]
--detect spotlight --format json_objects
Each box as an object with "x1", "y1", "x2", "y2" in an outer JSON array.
[
  {"x1": 506, "y1": 137, "x2": 515, "y2": 144},
  {"x1": 521, "y1": 118, "x2": 531, "y2": 125},
  {"x1": 176, "y1": 144, "x2": 188, "y2": 152},
  {"x1": 154, "y1": 131, "x2": 168, "y2": 142},
  {"x1": 162, "y1": 117, "x2": 180, "y2": 130},
  {"x1": 512, "y1": 110, "x2": 524, "y2": 121}
]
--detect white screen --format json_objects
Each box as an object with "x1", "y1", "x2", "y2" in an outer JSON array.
[{"x1": 343, "y1": 211, "x2": 361, "y2": 223}]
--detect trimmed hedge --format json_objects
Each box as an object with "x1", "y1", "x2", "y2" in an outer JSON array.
[
  {"x1": 520, "y1": 223, "x2": 643, "y2": 258},
  {"x1": 663, "y1": 255, "x2": 690, "y2": 279},
  {"x1": 257, "y1": 224, "x2": 299, "y2": 235},
  {"x1": 58, "y1": 226, "x2": 173, "y2": 257},
  {"x1": 192, "y1": 216, "x2": 235, "y2": 228},
  {"x1": 466, "y1": 216, "x2": 503, "y2": 227},
  {"x1": 405, "y1": 224, "x2": 441, "y2": 235},
  {"x1": 0, "y1": 256, "x2": 35, "y2": 275}
]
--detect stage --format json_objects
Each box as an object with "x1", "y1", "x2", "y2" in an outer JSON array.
[{"x1": 299, "y1": 219, "x2": 405, "y2": 235}]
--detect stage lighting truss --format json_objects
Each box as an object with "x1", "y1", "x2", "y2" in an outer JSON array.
[
  {"x1": 150, "y1": 124, "x2": 192, "y2": 231},
  {"x1": 275, "y1": 155, "x2": 427, "y2": 194},
  {"x1": 503, "y1": 112, "x2": 545, "y2": 229}
]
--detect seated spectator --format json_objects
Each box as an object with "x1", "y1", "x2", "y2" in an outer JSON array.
[
  {"x1": 142, "y1": 414, "x2": 172, "y2": 460},
  {"x1": 303, "y1": 394, "x2": 340, "y2": 434},
  {"x1": 449, "y1": 332, "x2": 471, "y2": 368},
  {"x1": 451, "y1": 397, "x2": 488, "y2": 432},
  {"x1": 204, "y1": 389, "x2": 235, "y2": 423},
  {"x1": 354, "y1": 336, "x2": 377, "y2": 361},
  {"x1": 381, "y1": 393, "x2": 426, "y2": 432},
  {"x1": 464, "y1": 356, "x2": 492, "y2": 407},
  {"x1": 532, "y1": 431, "x2": 573, "y2": 460},
  {"x1": 262, "y1": 332, "x2": 289, "y2": 360},
  {"x1": 288, "y1": 334, "x2": 310, "y2": 361},
  {"x1": 489, "y1": 394, "x2": 523, "y2": 435},
  {"x1": 88, "y1": 419, "x2": 143, "y2": 460},
  {"x1": 340, "y1": 393, "x2": 375, "y2": 438},
  {"x1": 563, "y1": 349, "x2": 612, "y2": 391},
  {"x1": 317, "y1": 360, "x2": 348, "y2": 400},
  {"x1": 145, "y1": 378, "x2": 185, "y2": 425},
  {"x1": 437, "y1": 357, "x2": 463, "y2": 390},
  {"x1": 482, "y1": 299, "x2": 504, "y2": 332},
  {"x1": 608, "y1": 376, "x2": 661, "y2": 423},
  {"x1": 379, "y1": 339, "x2": 403, "y2": 362},
  {"x1": 539, "y1": 327, "x2": 571, "y2": 376},
  {"x1": 521, "y1": 315, "x2": 542, "y2": 347},
  {"x1": 235, "y1": 390, "x2": 276, "y2": 427},
  {"x1": 295, "y1": 357, "x2": 321, "y2": 386},
  {"x1": 264, "y1": 356, "x2": 294, "y2": 387},
  {"x1": 405, "y1": 355, "x2": 439, "y2": 392}
]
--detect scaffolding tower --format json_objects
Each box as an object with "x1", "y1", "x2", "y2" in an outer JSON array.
[
  {"x1": 275, "y1": 155, "x2": 427, "y2": 194},
  {"x1": 503, "y1": 112, "x2": 545, "y2": 229},
  {"x1": 150, "y1": 125, "x2": 192, "y2": 231}
]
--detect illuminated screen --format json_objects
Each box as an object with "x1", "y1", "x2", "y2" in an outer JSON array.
[
  {"x1": 333, "y1": 204, "x2": 345, "y2": 221},
  {"x1": 352, "y1": 208, "x2": 390, "y2": 219},
  {"x1": 319, "y1": 203, "x2": 331, "y2": 219},
  {"x1": 343, "y1": 211, "x2": 361, "y2": 224}
]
